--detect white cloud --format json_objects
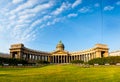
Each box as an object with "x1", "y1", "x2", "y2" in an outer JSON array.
[
  {"x1": 10, "y1": 0, "x2": 39, "y2": 15},
  {"x1": 0, "y1": 25, "x2": 3, "y2": 32},
  {"x1": 30, "y1": 15, "x2": 52, "y2": 28},
  {"x1": 79, "y1": 7, "x2": 90, "y2": 13},
  {"x1": 104, "y1": 6, "x2": 114, "y2": 11},
  {"x1": 19, "y1": 2, "x2": 53, "y2": 15},
  {"x1": 72, "y1": 0, "x2": 82, "y2": 8},
  {"x1": 67, "y1": 13, "x2": 78, "y2": 18},
  {"x1": 12, "y1": 0, "x2": 24, "y2": 4},
  {"x1": 31, "y1": 19, "x2": 42, "y2": 28},
  {"x1": 9, "y1": 15, "x2": 16, "y2": 20},
  {"x1": 10, "y1": 24, "x2": 36, "y2": 43},
  {"x1": 19, "y1": 14, "x2": 35, "y2": 20},
  {"x1": 52, "y1": 2, "x2": 71, "y2": 15},
  {"x1": 116, "y1": 1, "x2": 120, "y2": 5},
  {"x1": 40, "y1": 17, "x2": 63, "y2": 28},
  {"x1": 94, "y1": 3, "x2": 100, "y2": 7}
]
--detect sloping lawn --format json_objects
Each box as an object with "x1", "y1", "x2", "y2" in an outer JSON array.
[{"x1": 0, "y1": 64, "x2": 120, "y2": 82}]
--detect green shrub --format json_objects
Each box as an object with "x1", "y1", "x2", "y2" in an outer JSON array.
[
  {"x1": 37, "y1": 60, "x2": 50, "y2": 64},
  {"x1": 0, "y1": 57, "x2": 28, "y2": 65},
  {"x1": 88, "y1": 56, "x2": 120, "y2": 65},
  {"x1": 70, "y1": 60, "x2": 84, "y2": 64}
]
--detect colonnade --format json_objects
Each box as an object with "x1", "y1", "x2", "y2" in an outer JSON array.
[
  {"x1": 10, "y1": 51, "x2": 50, "y2": 62},
  {"x1": 21, "y1": 53, "x2": 49, "y2": 62},
  {"x1": 52, "y1": 52, "x2": 96, "y2": 63},
  {"x1": 10, "y1": 52, "x2": 97, "y2": 63}
]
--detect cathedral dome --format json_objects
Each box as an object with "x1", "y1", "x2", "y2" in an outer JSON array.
[{"x1": 56, "y1": 41, "x2": 64, "y2": 51}]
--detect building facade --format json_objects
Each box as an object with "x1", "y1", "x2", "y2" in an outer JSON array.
[
  {"x1": 109, "y1": 50, "x2": 120, "y2": 56},
  {"x1": 10, "y1": 41, "x2": 109, "y2": 63},
  {"x1": 0, "y1": 52, "x2": 9, "y2": 58}
]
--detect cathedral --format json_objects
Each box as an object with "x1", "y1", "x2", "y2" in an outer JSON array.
[{"x1": 10, "y1": 41, "x2": 109, "y2": 63}]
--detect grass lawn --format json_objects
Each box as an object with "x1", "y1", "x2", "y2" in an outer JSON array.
[{"x1": 0, "y1": 64, "x2": 120, "y2": 82}]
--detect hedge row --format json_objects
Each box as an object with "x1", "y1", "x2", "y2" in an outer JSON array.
[
  {"x1": 88, "y1": 56, "x2": 120, "y2": 65},
  {"x1": 37, "y1": 60, "x2": 50, "y2": 64},
  {"x1": 0, "y1": 57, "x2": 28, "y2": 65},
  {"x1": 70, "y1": 60, "x2": 84, "y2": 64}
]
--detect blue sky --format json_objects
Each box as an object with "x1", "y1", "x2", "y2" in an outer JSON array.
[{"x1": 0, "y1": 0, "x2": 120, "y2": 53}]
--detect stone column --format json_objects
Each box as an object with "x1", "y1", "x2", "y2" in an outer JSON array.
[
  {"x1": 30, "y1": 55, "x2": 32, "y2": 61},
  {"x1": 76, "y1": 55, "x2": 78, "y2": 60},
  {"x1": 88, "y1": 54, "x2": 90, "y2": 61},
  {"x1": 36, "y1": 55, "x2": 38, "y2": 60},
  {"x1": 77, "y1": 55, "x2": 78, "y2": 60},
  {"x1": 63, "y1": 55, "x2": 65, "y2": 63},
  {"x1": 84, "y1": 54, "x2": 85, "y2": 62},
  {"x1": 63, "y1": 55, "x2": 64, "y2": 63},
  {"x1": 53, "y1": 56, "x2": 54, "y2": 63},
  {"x1": 32, "y1": 55, "x2": 34, "y2": 61},
  {"x1": 58, "y1": 55, "x2": 59, "y2": 63},
  {"x1": 85, "y1": 54, "x2": 87, "y2": 62},
  {"x1": 92, "y1": 53, "x2": 94, "y2": 59},
  {"x1": 81, "y1": 55, "x2": 83, "y2": 61},
  {"x1": 35, "y1": 55, "x2": 37, "y2": 60},
  {"x1": 38, "y1": 55, "x2": 40, "y2": 60},
  {"x1": 90, "y1": 53, "x2": 92, "y2": 60},
  {"x1": 78, "y1": 55, "x2": 80, "y2": 60},
  {"x1": 74, "y1": 55, "x2": 76, "y2": 60},
  {"x1": 72, "y1": 56, "x2": 74, "y2": 61},
  {"x1": 83, "y1": 55, "x2": 84, "y2": 61},
  {"x1": 68, "y1": 56, "x2": 70, "y2": 63},
  {"x1": 66, "y1": 56, "x2": 68, "y2": 63},
  {"x1": 86, "y1": 54, "x2": 88, "y2": 62},
  {"x1": 33, "y1": 54, "x2": 35, "y2": 61},
  {"x1": 80, "y1": 55, "x2": 81, "y2": 60},
  {"x1": 18, "y1": 51, "x2": 22, "y2": 59},
  {"x1": 61, "y1": 55, "x2": 62, "y2": 63}
]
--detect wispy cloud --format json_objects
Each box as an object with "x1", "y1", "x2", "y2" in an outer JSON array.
[
  {"x1": 116, "y1": 1, "x2": 120, "y2": 5},
  {"x1": 94, "y1": 3, "x2": 100, "y2": 7},
  {"x1": 67, "y1": 13, "x2": 78, "y2": 18},
  {"x1": 79, "y1": 7, "x2": 90, "y2": 13},
  {"x1": 52, "y1": 2, "x2": 71, "y2": 15},
  {"x1": 9, "y1": 0, "x2": 39, "y2": 15},
  {"x1": 18, "y1": 1, "x2": 53, "y2": 15},
  {"x1": 12, "y1": 0, "x2": 24, "y2": 4},
  {"x1": 40, "y1": 17, "x2": 64, "y2": 28},
  {"x1": 72, "y1": 0, "x2": 82, "y2": 8},
  {"x1": 104, "y1": 6, "x2": 114, "y2": 11}
]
